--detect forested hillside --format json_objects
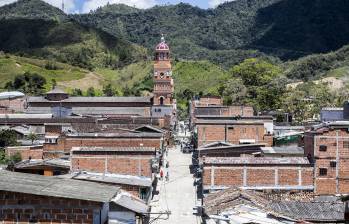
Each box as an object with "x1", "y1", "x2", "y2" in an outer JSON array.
[{"x1": 74, "y1": 0, "x2": 349, "y2": 65}]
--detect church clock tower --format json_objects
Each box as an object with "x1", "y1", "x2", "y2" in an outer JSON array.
[{"x1": 153, "y1": 35, "x2": 174, "y2": 106}]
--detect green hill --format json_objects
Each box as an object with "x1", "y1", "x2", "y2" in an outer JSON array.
[
  {"x1": 0, "y1": 0, "x2": 68, "y2": 21},
  {"x1": 74, "y1": 0, "x2": 349, "y2": 65}
]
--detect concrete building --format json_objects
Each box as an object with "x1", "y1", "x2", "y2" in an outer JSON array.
[
  {"x1": 0, "y1": 91, "x2": 25, "y2": 114},
  {"x1": 0, "y1": 170, "x2": 149, "y2": 224},
  {"x1": 201, "y1": 157, "x2": 313, "y2": 193},
  {"x1": 304, "y1": 121, "x2": 349, "y2": 195}
]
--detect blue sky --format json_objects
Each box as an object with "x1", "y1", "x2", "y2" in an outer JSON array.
[{"x1": 0, "y1": 0, "x2": 232, "y2": 13}]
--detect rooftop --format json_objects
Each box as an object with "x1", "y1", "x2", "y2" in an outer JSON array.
[
  {"x1": 66, "y1": 132, "x2": 163, "y2": 138},
  {"x1": 204, "y1": 188, "x2": 344, "y2": 222},
  {"x1": 202, "y1": 157, "x2": 310, "y2": 165},
  {"x1": 261, "y1": 146, "x2": 304, "y2": 155},
  {"x1": 71, "y1": 146, "x2": 157, "y2": 153},
  {"x1": 28, "y1": 96, "x2": 151, "y2": 104},
  {"x1": 67, "y1": 172, "x2": 152, "y2": 187},
  {"x1": 0, "y1": 170, "x2": 119, "y2": 203},
  {"x1": 14, "y1": 159, "x2": 70, "y2": 169},
  {"x1": 195, "y1": 119, "x2": 265, "y2": 125}
]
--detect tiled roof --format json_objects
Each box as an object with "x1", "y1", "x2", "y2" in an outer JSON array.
[
  {"x1": 203, "y1": 157, "x2": 310, "y2": 165},
  {"x1": 67, "y1": 132, "x2": 163, "y2": 138}
]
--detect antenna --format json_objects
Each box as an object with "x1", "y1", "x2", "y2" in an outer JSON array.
[{"x1": 62, "y1": 0, "x2": 65, "y2": 13}]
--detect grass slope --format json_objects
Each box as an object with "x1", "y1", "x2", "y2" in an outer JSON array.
[{"x1": 0, "y1": 54, "x2": 87, "y2": 91}]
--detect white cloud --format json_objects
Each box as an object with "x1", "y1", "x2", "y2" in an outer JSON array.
[
  {"x1": 82, "y1": 0, "x2": 157, "y2": 13},
  {"x1": 0, "y1": 0, "x2": 16, "y2": 6},
  {"x1": 0, "y1": 0, "x2": 76, "y2": 13},
  {"x1": 208, "y1": 0, "x2": 235, "y2": 8}
]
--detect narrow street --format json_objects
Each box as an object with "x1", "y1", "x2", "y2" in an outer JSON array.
[{"x1": 150, "y1": 145, "x2": 200, "y2": 224}]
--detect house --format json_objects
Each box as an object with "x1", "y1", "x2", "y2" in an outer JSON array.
[
  {"x1": 0, "y1": 91, "x2": 25, "y2": 113},
  {"x1": 304, "y1": 121, "x2": 349, "y2": 195},
  {"x1": 12, "y1": 158, "x2": 70, "y2": 176},
  {"x1": 5, "y1": 145, "x2": 43, "y2": 160},
  {"x1": 203, "y1": 187, "x2": 346, "y2": 224},
  {"x1": 43, "y1": 127, "x2": 164, "y2": 159},
  {"x1": 201, "y1": 156, "x2": 313, "y2": 193},
  {"x1": 71, "y1": 147, "x2": 158, "y2": 179},
  {"x1": 0, "y1": 170, "x2": 149, "y2": 224},
  {"x1": 195, "y1": 117, "x2": 273, "y2": 147},
  {"x1": 65, "y1": 171, "x2": 153, "y2": 203}
]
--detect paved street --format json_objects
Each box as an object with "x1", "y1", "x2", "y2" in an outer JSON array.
[{"x1": 150, "y1": 145, "x2": 200, "y2": 224}]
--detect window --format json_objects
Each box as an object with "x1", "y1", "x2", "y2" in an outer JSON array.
[
  {"x1": 330, "y1": 161, "x2": 337, "y2": 168},
  {"x1": 319, "y1": 168, "x2": 327, "y2": 176},
  {"x1": 343, "y1": 141, "x2": 349, "y2": 148},
  {"x1": 319, "y1": 145, "x2": 327, "y2": 152}
]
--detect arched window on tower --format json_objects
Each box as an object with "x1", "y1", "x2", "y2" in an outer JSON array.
[{"x1": 160, "y1": 97, "x2": 164, "y2": 105}]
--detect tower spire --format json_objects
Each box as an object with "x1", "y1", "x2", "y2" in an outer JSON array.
[
  {"x1": 161, "y1": 34, "x2": 165, "y2": 43},
  {"x1": 62, "y1": 0, "x2": 65, "y2": 13}
]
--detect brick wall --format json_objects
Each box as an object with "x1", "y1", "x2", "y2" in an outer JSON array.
[
  {"x1": 43, "y1": 136, "x2": 161, "y2": 158},
  {"x1": 0, "y1": 191, "x2": 102, "y2": 224},
  {"x1": 5, "y1": 146, "x2": 43, "y2": 160},
  {"x1": 203, "y1": 165, "x2": 313, "y2": 190},
  {"x1": 71, "y1": 153, "x2": 154, "y2": 178},
  {"x1": 197, "y1": 123, "x2": 270, "y2": 147},
  {"x1": 305, "y1": 128, "x2": 349, "y2": 194}
]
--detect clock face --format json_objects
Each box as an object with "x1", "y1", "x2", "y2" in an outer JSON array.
[{"x1": 160, "y1": 73, "x2": 165, "y2": 79}]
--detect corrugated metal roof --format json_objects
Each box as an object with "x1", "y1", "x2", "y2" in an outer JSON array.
[
  {"x1": 26, "y1": 107, "x2": 150, "y2": 116},
  {"x1": 0, "y1": 114, "x2": 52, "y2": 119},
  {"x1": 0, "y1": 170, "x2": 119, "y2": 202},
  {"x1": 66, "y1": 132, "x2": 163, "y2": 138},
  {"x1": 14, "y1": 159, "x2": 70, "y2": 169},
  {"x1": 0, "y1": 91, "x2": 25, "y2": 100},
  {"x1": 203, "y1": 157, "x2": 310, "y2": 165},
  {"x1": 270, "y1": 201, "x2": 344, "y2": 222},
  {"x1": 71, "y1": 146, "x2": 157, "y2": 152},
  {"x1": 69, "y1": 172, "x2": 152, "y2": 187},
  {"x1": 195, "y1": 119, "x2": 265, "y2": 125},
  {"x1": 112, "y1": 191, "x2": 149, "y2": 214}
]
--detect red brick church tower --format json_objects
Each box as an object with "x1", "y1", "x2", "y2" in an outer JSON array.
[{"x1": 153, "y1": 35, "x2": 174, "y2": 106}]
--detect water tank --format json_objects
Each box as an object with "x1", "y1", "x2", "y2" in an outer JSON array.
[{"x1": 343, "y1": 101, "x2": 349, "y2": 120}]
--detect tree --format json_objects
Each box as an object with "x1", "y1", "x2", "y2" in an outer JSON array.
[
  {"x1": 71, "y1": 88, "x2": 83, "y2": 96},
  {"x1": 27, "y1": 132, "x2": 38, "y2": 145},
  {"x1": 51, "y1": 78, "x2": 57, "y2": 89},
  {"x1": 230, "y1": 58, "x2": 281, "y2": 87},
  {"x1": 103, "y1": 83, "x2": 115, "y2": 96},
  {"x1": 7, "y1": 72, "x2": 46, "y2": 95},
  {"x1": 223, "y1": 78, "x2": 247, "y2": 105},
  {"x1": 0, "y1": 130, "x2": 18, "y2": 148},
  {"x1": 86, "y1": 87, "x2": 96, "y2": 96}
]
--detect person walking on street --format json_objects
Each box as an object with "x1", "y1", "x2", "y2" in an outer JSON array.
[
  {"x1": 160, "y1": 168, "x2": 164, "y2": 181},
  {"x1": 166, "y1": 171, "x2": 169, "y2": 182}
]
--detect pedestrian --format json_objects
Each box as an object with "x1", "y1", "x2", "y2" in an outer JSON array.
[
  {"x1": 165, "y1": 171, "x2": 169, "y2": 182},
  {"x1": 160, "y1": 169, "x2": 164, "y2": 181},
  {"x1": 166, "y1": 161, "x2": 169, "y2": 168}
]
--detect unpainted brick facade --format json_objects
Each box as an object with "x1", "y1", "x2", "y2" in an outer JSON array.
[
  {"x1": 0, "y1": 191, "x2": 103, "y2": 224},
  {"x1": 71, "y1": 151, "x2": 155, "y2": 178},
  {"x1": 202, "y1": 164, "x2": 313, "y2": 190},
  {"x1": 44, "y1": 136, "x2": 162, "y2": 158},
  {"x1": 5, "y1": 146, "x2": 43, "y2": 160},
  {"x1": 304, "y1": 128, "x2": 349, "y2": 195},
  {"x1": 197, "y1": 123, "x2": 273, "y2": 147}
]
